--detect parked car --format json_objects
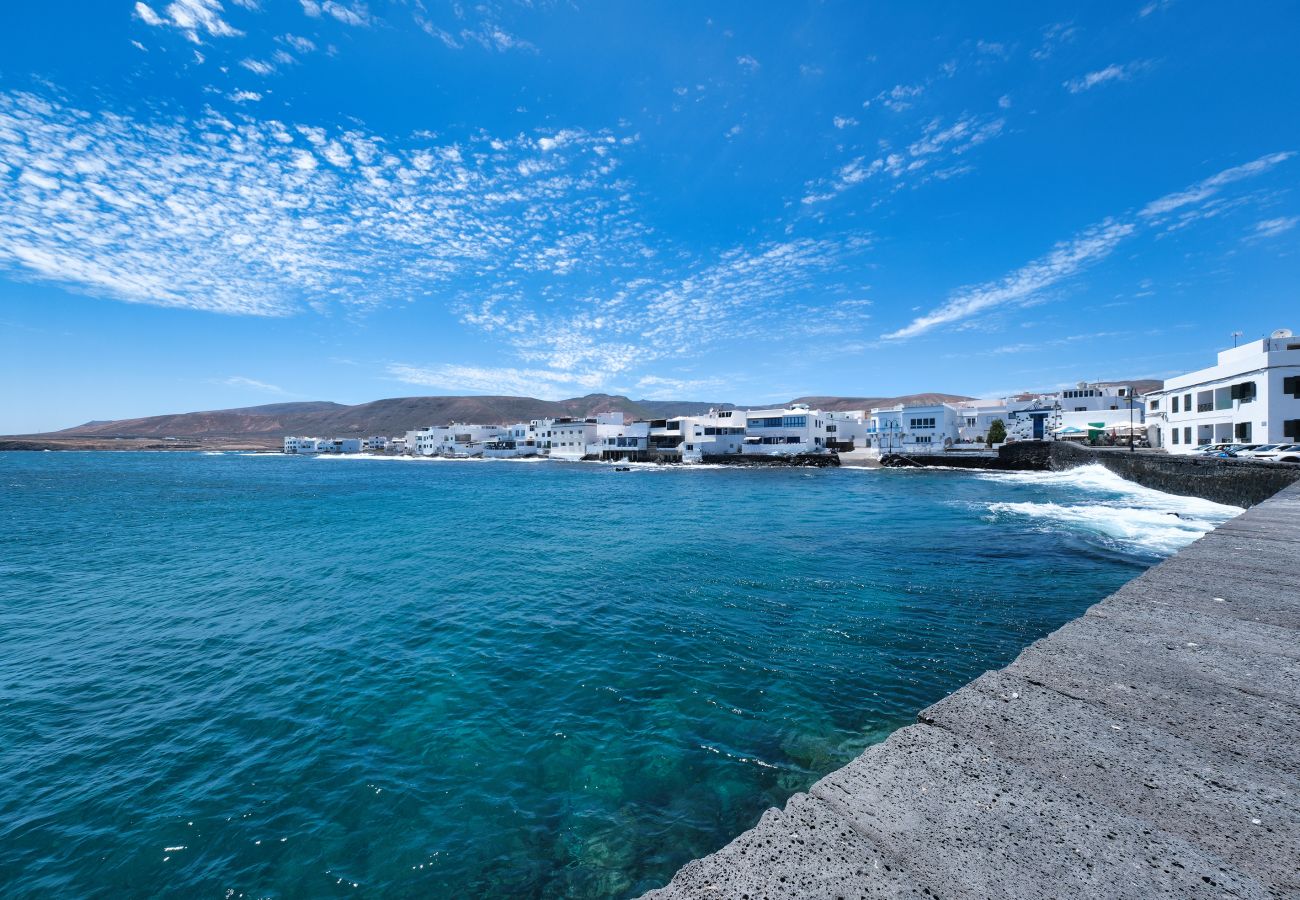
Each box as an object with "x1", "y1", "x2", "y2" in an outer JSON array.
[
  {"x1": 1234, "y1": 444, "x2": 1287, "y2": 459},
  {"x1": 1193, "y1": 443, "x2": 1231, "y2": 455},
  {"x1": 1208, "y1": 443, "x2": 1262, "y2": 458},
  {"x1": 1252, "y1": 443, "x2": 1300, "y2": 463}
]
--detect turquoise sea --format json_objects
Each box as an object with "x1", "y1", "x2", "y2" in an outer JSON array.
[{"x1": 0, "y1": 452, "x2": 1241, "y2": 898}]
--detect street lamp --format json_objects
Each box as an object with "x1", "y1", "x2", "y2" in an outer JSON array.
[{"x1": 1128, "y1": 384, "x2": 1135, "y2": 452}]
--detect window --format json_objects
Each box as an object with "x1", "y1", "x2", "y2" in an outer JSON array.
[
  {"x1": 1171, "y1": 428, "x2": 1180, "y2": 445},
  {"x1": 1183, "y1": 393, "x2": 1191, "y2": 411},
  {"x1": 1284, "y1": 376, "x2": 1300, "y2": 399},
  {"x1": 1172, "y1": 396, "x2": 1180, "y2": 413},
  {"x1": 1150, "y1": 399, "x2": 1160, "y2": 411},
  {"x1": 1184, "y1": 427, "x2": 1192, "y2": 444},
  {"x1": 914, "y1": 435, "x2": 932, "y2": 443},
  {"x1": 781, "y1": 415, "x2": 807, "y2": 428},
  {"x1": 749, "y1": 417, "x2": 782, "y2": 428},
  {"x1": 1235, "y1": 422, "x2": 1252, "y2": 441},
  {"x1": 1230, "y1": 382, "x2": 1256, "y2": 403},
  {"x1": 1284, "y1": 419, "x2": 1300, "y2": 439},
  {"x1": 909, "y1": 417, "x2": 936, "y2": 429}
]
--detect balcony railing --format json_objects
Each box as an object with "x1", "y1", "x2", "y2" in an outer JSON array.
[{"x1": 1197, "y1": 403, "x2": 1214, "y2": 412}]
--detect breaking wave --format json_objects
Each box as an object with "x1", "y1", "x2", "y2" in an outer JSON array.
[{"x1": 979, "y1": 464, "x2": 1241, "y2": 557}]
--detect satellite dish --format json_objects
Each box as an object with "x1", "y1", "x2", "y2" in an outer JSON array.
[
  {"x1": 1271, "y1": 328, "x2": 1293, "y2": 338},
  {"x1": 1076, "y1": 381, "x2": 1087, "y2": 389}
]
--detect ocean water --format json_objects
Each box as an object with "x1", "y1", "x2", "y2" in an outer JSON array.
[{"x1": 0, "y1": 453, "x2": 1240, "y2": 898}]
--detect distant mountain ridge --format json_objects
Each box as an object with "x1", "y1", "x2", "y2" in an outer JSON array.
[{"x1": 21, "y1": 382, "x2": 1153, "y2": 442}]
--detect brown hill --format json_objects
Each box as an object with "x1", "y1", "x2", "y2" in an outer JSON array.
[
  {"x1": 790, "y1": 393, "x2": 974, "y2": 411},
  {"x1": 19, "y1": 382, "x2": 1158, "y2": 446},
  {"x1": 43, "y1": 394, "x2": 729, "y2": 441}
]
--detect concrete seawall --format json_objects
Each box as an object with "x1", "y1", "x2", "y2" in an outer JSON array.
[
  {"x1": 882, "y1": 442, "x2": 1300, "y2": 507},
  {"x1": 642, "y1": 481, "x2": 1300, "y2": 899}
]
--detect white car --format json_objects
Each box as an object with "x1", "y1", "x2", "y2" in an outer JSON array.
[
  {"x1": 1252, "y1": 443, "x2": 1300, "y2": 463},
  {"x1": 1234, "y1": 443, "x2": 1288, "y2": 459}
]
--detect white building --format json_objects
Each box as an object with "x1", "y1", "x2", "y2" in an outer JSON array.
[
  {"x1": 737, "y1": 404, "x2": 836, "y2": 458},
  {"x1": 283, "y1": 436, "x2": 362, "y2": 454},
  {"x1": 539, "y1": 417, "x2": 600, "y2": 460},
  {"x1": 1145, "y1": 329, "x2": 1300, "y2": 452},
  {"x1": 283, "y1": 436, "x2": 321, "y2": 454},
  {"x1": 319, "y1": 438, "x2": 363, "y2": 454},
  {"x1": 406, "y1": 424, "x2": 505, "y2": 457},
  {"x1": 591, "y1": 413, "x2": 650, "y2": 460}
]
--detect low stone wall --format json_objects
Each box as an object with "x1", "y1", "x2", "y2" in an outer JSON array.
[{"x1": 703, "y1": 453, "x2": 839, "y2": 467}]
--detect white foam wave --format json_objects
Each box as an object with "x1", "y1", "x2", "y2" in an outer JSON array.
[{"x1": 980, "y1": 464, "x2": 1241, "y2": 556}]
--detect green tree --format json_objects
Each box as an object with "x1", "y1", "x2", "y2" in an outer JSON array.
[{"x1": 986, "y1": 419, "x2": 1007, "y2": 447}]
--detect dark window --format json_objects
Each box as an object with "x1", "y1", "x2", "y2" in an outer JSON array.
[
  {"x1": 1284, "y1": 376, "x2": 1300, "y2": 399},
  {"x1": 1172, "y1": 429, "x2": 1180, "y2": 445},
  {"x1": 1234, "y1": 422, "x2": 1252, "y2": 441},
  {"x1": 1284, "y1": 420, "x2": 1300, "y2": 439},
  {"x1": 1172, "y1": 396, "x2": 1180, "y2": 413},
  {"x1": 1149, "y1": 399, "x2": 1160, "y2": 411},
  {"x1": 1230, "y1": 382, "x2": 1257, "y2": 403},
  {"x1": 1184, "y1": 427, "x2": 1192, "y2": 444}
]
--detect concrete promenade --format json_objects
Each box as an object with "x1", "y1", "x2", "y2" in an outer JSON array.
[{"x1": 644, "y1": 482, "x2": 1300, "y2": 899}]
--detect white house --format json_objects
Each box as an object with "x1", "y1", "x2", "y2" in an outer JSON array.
[
  {"x1": 539, "y1": 417, "x2": 600, "y2": 460},
  {"x1": 283, "y1": 436, "x2": 321, "y2": 454},
  {"x1": 738, "y1": 404, "x2": 836, "y2": 458},
  {"x1": 1145, "y1": 329, "x2": 1300, "y2": 452},
  {"x1": 406, "y1": 424, "x2": 506, "y2": 457},
  {"x1": 591, "y1": 413, "x2": 650, "y2": 460}
]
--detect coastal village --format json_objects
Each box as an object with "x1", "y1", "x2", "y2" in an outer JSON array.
[{"x1": 284, "y1": 330, "x2": 1300, "y2": 464}]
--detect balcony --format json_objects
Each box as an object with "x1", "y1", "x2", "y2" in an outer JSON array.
[{"x1": 1197, "y1": 403, "x2": 1214, "y2": 412}]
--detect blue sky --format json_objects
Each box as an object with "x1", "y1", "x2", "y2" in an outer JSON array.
[{"x1": 1, "y1": 1, "x2": 1298, "y2": 432}]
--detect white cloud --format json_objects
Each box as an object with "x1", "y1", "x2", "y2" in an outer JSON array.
[
  {"x1": 387, "y1": 363, "x2": 601, "y2": 400},
  {"x1": 1064, "y1": 61, "x2": 1146, "y2": 93},
  {"x1": 134, "y1": 0, "x2": 243, "y2": 43},
  {"x1": 320, "y1": 1, "x2": 370, "y2": 27},
  {"x1": 875, "y1": 83, "x2": 924, "y2": 112},
  {"x1": 884, "y1": 220, "x2": 1135, "y2": 340},
  {"x1": 215, "y1": 375, "x2": 285, "y2": 393},
  {"x1": 283, "y1": 33, "x2": 316, "y2": 53},
  {"x1": 240, "y1": 58, "x2": 275, "y2": 75},
  {"x1": 0, "y1": 89, "x2": 643, "y2": 317},
  {"x1": 1252, "y1": 216, "x2": 1298, "y2": 238},
  {"x1": 1140, "y1": 151, "x2": 1295, "y2": 218},
  {"x1": 1031, "y1": 22, "x2": 1076, "y2": 61},
  {"x1": 832, "y1": 116, "x2": 857, "y2": 129},
  {"x1": 886, "y1": 152, "x2": 1295, "y2": 339},
  {"x1": 228, "y1": 90, "x2": 262, "y2": 103},
  {"x1": 736, "y1": 55, "x2": 760, "y2": 72}
]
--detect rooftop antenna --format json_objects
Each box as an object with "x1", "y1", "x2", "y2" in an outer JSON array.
[{"x1": 1231, "y1": 330, "x2": 1243, "y2": 348}]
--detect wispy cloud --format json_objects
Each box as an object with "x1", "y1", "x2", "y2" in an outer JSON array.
[
  {"x1": 387, "y1": 363, "x2": 602, "y2": 400},
  {"x1": 736, "y1": 55, "x2": 761, "y2": 72},
  {"x1": 135, "y1": 0, "x2": 243, "y2": 42},
  {"x1": 884, "y1": 152, "x2": 1294, "y2": 340},
  {"x1": 213, "y1": 375, "x2": 285, "y2": 393},
  {"x1": 803, "y1": 111, "x2": 1003, "y2": 204},
  {"x1": 1139, "y1": 151, "x2": 1294, "y2": 218},
  {"x1": 884, "y1": 220, "x2": 1134, "y2": 340},
  {"x1": 301, "y1": 0, "x2": 370, "y2": 27},
  {"x1": 0, "y1": 89, "x2": 639, "y2": 316},
  {"x1": 1251, "y1": 216, "x2": 1298, "y2": 239},
  {"x1": 1064, "y1": 61, "x2": 1148, "y2": 93},
  {"x1": 1030, "y1": 22, "x2": 1077, "y2": 61}
]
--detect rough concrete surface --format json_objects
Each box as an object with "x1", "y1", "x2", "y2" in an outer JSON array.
[{"x1": 642, "y1": 482, "x2": 1300, "y2": 899}]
